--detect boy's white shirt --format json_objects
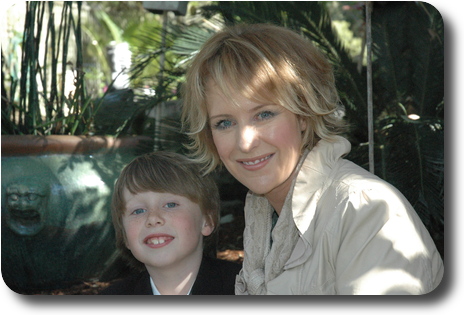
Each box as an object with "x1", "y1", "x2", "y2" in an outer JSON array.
[{"x1": 150, "y1": 277, "x2": 193, "y2": 295}]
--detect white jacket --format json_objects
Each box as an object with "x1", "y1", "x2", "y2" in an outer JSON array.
[{"x1": 235, "y1": 136, "x2": 444, "y2": 295}]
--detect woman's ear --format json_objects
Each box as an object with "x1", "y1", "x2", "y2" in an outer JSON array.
[
  {"x1": 298, "y1": 115, "x2": 307, "y2": 133},
  {"x1": 201, "y1": 215, "x2": 214, "y2": 237}
]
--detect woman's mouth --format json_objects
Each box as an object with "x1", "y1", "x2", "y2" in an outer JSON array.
[{"x1": 239, "y1": 154, "x2": 273, "y2": 169}]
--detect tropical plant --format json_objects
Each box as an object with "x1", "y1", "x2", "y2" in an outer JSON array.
[
  {"x1": 118, "y1": 8, "x2": 218, "y2": 151},
  {"x1": 1, "y1": 1, "x2": 100, "y2": 135},
  {"x1": 370, "y1": 2, "x2": 444, "y2": 256},
  {"x1": 1, "y1": 1, "x2": 154, "y2": 136}
]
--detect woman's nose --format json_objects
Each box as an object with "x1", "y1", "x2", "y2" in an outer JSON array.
[
  {"x1": 145, "y1": 209, "x2": 165, "y2": 227},
  {"x1": 238, "y1": 125, "x2": 260, "y2": 152}
]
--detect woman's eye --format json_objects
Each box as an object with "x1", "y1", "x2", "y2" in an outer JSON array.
[
  {"x1": 213, "y1": 119, "x2": 234, "y2": 130},
  {"x1": 256, "y1": 111, "x2": 275, "y2": 121},
  {"x1": 164, "y1": 202, "x2": 178, "y2": 209},
  {"x1": 131, "y1": 208, "x2": 146, "y2": 215}
]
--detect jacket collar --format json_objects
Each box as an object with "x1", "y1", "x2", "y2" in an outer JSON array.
[
  {"x1": 292, "y1": 136, "x2": 351, "y2": 236},
  {"x1": 284, "y1": 136, "x2": 351, "y2": 269}
]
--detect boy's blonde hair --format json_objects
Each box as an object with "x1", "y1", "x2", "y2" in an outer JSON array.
[
  {"x1": 181, "y1": 23, "x2": 347, "y2": 174},
  {"x1": 111, "y1": 151, "x2": 220, "y2": 270}
]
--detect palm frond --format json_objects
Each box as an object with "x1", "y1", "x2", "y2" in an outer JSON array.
[
  {"x1": 378, "y1": 117, "x2": 444, "y2": 255},
  {"x1": 371, "y1": 2, "x2": 444, "y2": 118},
  {"x1": 368, "y1": 2, "x2": 444, "y2": 256}
]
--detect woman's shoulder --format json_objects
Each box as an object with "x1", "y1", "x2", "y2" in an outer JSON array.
[{"x1": 327, "y1": 158, "x2": 407, "y2": 204}]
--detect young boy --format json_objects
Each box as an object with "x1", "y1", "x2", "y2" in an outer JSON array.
[{"x1": 101, "y1": 151, "x2": 241, "y2": 295}]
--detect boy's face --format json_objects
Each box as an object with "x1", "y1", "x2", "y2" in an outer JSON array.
[{"x1": 122, "y1": 189, "x2": 213, "y2": 271}]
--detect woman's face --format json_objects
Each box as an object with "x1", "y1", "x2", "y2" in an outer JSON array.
[{"x1": 206, "y1": 81, "x2": 306, "y2": 208}]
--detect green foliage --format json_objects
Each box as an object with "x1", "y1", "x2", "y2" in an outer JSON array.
[
  {"x1": 1, "y1": 1, "x2": 106, "y2": 135},
  {"x1": 122, "y1": 14, "x2": 217, "y2": 151},
  {"x1": 369, "y1": 2, "x2": 444, "y2": 255},
  {"x1": 371, "y1": 2, "x2": 444, "y2": 119}
]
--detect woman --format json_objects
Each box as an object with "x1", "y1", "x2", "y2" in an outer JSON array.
[{"x1": 181, "y1": 23, "x2": 443, "y2": 294}]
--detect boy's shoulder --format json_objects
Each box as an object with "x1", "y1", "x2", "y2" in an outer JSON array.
[
  {"x1": 191, "y1": 256, "x2": 242, "y2": 295},
  {"x1": 99, "y1": 270, "x2": 151, "y2": 295},
  {"x1": 99, "y1": 256, "x2": 242, "y2": 295}
]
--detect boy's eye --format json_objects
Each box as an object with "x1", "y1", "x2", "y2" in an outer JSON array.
[
  {"x1": 131, "y1": 208, "x2": 146, "y2": 215},
  {"x1": 164, "y1": 202, "x2": 178, "y2": 209}
]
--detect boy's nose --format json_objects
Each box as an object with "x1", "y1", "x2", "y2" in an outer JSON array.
[{"x1": 145, "y1": 209, "x2": 165, "y2": 227}]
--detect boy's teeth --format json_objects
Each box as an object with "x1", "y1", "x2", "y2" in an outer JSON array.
[{"x1": 149, "y1": 237, "x2": 167, "y2": 245}]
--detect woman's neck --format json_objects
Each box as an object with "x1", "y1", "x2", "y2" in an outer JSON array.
[{"x1": 264, "y1": 160, "x2": 300, "y2": 215}]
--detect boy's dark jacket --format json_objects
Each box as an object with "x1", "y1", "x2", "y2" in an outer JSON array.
[{"x1": 100, "y1": 256, "x2": 241, "y2": 295}]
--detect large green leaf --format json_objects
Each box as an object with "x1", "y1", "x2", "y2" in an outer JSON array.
[
  {"x1": 371, "y1": 2, "x2": 444, "y2": 118},
  {"x1": 378, "y1": 117, "x2": 444, "y2": 256},
  {"x1": 370, "y1": 2, "x2": 444, "y2": 257}
]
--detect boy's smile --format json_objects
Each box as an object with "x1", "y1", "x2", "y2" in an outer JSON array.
[{"x1": 144, "y1": 234, "x2": 174, "y2": 248}]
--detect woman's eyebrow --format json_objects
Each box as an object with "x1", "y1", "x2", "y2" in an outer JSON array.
[
  {"x1": 209, "y1": 104, "x2": 277, "y2": 120},
  {"x1": 249, "y1": 104, "x2": 276, "y2": 112},
  {"x1": 208, "y1": 113, "x2": 233, "y2": 121}
]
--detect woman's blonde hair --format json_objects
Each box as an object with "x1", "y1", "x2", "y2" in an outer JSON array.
[
  {"x1": 181, "y1": 23, "x2": 347, "y2": 174},
  {"x1": 111, "y1": 151, "x2": 220, "y2": 270}
]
